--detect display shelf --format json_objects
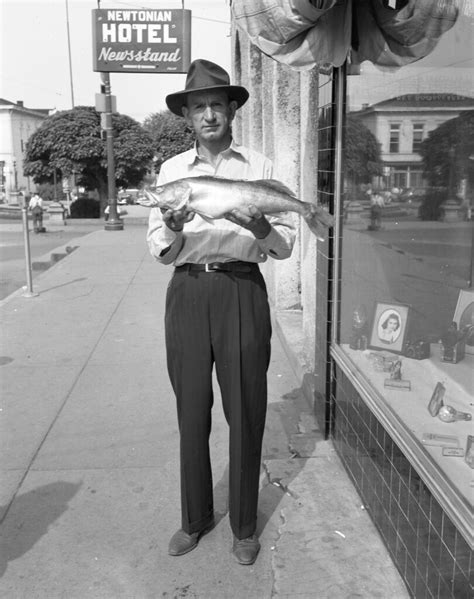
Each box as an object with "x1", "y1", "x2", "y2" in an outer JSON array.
[{"x1": 332, "y1": 343, "x2": 473, "y2": 548}]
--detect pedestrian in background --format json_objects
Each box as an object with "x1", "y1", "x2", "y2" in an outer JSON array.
[
  {"x1": 369, "y1": 191, "x2": 384, "y2": 230},
  {"x1": 28, "y1": 191, "x2": 44, "y2": 233},
  {"x1": 147, "y1": 59, "x2": 296, "y2": 565}
]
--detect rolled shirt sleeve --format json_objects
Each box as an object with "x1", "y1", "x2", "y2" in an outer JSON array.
[
  {"x1": 257, "y1": 212, "x2": 296, "y2": 260},
  {"x1": 146, "y1": 161, "x2": 184, "y2": 264}
]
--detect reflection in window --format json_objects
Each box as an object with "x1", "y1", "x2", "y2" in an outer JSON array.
[
  {"x1": 412, "y1": 123, "x2": 424, "y2": 154},
  {"x1": 410, "y1": 170, "x2": 424, "y2": 189},
  {"x1": 339, "y1": 8, "x2": 473, "y2": 517},
  {"x1": 389, "y1": 124, "x2": 400, "y2": 153},
  {"x1": 391, "y1": 169, "x2": 407, "y2": 189}
]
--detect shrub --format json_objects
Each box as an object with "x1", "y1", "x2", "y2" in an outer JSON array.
[
  {"x1": 36, "y1": 182, "x2": 65, "y2": 203},
  {"x1": 418, "y1": 188, "x2": 447, "y2": 221},
  {"x1": 69, "y1": 198, "x2": 100, "y2": 218}
]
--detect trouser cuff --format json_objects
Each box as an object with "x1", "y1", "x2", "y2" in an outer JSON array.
[{"x1": 184, "y1": 511, "x2": 214, "y2": 535}]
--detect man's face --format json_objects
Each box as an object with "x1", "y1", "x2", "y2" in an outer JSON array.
[{"x1": 183, "y1": 89, "x2": 237, "y2": 144}]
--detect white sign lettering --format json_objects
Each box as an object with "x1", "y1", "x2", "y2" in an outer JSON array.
[
  {"x1": 102, "y1": 23, "x2": 177, "y2": 44},
  {"x1": 98, "y1": 46, "x2": 182, "y2": 63},
  {"x1": 106, "y1": 10, "x2": 173, "y2": 22}
]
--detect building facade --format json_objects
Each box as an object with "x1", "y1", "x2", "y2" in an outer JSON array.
[
  {"x1": 231, "y1": 11, "x2": 472, "y2": 599},
  {"x1": 0, "y1": 99, "x2": 50, "y2": 202}
]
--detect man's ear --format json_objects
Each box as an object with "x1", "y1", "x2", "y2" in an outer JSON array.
[
  {"x1": 229, "y1": 100, "x2": 238, "y2": 121},
  {"x1": 182, "y1": 105, "x2": 191, "y2": 126}
]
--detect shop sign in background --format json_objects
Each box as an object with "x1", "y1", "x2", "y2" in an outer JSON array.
[{"x1": 92, "y1": 8, "x2": 191, "y2": 73}]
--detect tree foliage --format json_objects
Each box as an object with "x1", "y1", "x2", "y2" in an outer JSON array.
[
  {"x1": 142, "y1": 110, "x2": 194, "y2": 172},
  {"x1": 344, "y1": 115, "x2": 382, "y2": 186},
  {"x1": 24, "y1": 106, "x2": 155, "y2": 202},
  {"x1": 419, "y1": 110, "x2": 474, "y2": 188}
]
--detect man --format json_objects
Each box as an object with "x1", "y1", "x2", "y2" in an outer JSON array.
[
  {"x1": 147, "y1": 59, "x2": 296, "y2": 565},
  {"x1": 29, "y1": 191, "x2": 44, "y2": 233}
]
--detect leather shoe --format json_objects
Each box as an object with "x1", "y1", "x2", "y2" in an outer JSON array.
[
  {"x1": 232, "y1": 534, "x2": 260, "y2": 565},
  {"x1": 168, "y1": 521, "x2": 214, "y2": 556}
]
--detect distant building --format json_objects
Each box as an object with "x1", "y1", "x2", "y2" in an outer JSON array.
[
  {"x1": 350, "y1": 93, "x2": 474, "y2": 191},
  {"x1": 0, "y1": 99, "x2": 51, "y2": 202}
]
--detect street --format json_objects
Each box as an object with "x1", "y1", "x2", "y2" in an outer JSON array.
[
  {"x1": 0, "y1": 220, "x2": 100, "y2": 300},
  {"x1": 340, "y1": 219, "x2": 473, "y2": 343}
]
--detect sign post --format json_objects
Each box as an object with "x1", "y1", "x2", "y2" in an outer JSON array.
[
  {"x1": 20, "y1": 194, "x2": 38, "y2": 298},
  {"x1": 92, "y1": 8, "x2": 192, "y2": 231},
  {"x1": 101, "y1": 72, "x2": 122, "y2": 231}
]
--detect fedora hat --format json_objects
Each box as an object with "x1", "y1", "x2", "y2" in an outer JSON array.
[{"x1": 166, "y1": 59, "x2": 249, "y2": 116}]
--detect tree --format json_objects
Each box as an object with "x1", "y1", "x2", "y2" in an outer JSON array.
[
  {"x1": 419, "y1": 110, "x2": 474, "y2": 189},
  {"x1": 142, "y1": 110, "x2": 194, "y2": 172},
  {"x1": 24, "y1": 106, "x2": 155, "y2": 206},
  {"x1": 344, "y1": 114, "x2": 382, "y2": 192}
]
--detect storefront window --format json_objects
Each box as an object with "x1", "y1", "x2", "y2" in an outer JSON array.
[{"x1": 337, "y1": 12, "x2": 473, "y2": 539}]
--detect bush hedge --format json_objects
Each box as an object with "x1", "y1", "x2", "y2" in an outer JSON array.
[
  {"x1": 418, "y1": 188, "x2": 446, "y2": 221},
  {"x1": 69, "y1": 198, "x2": 100, "y2": 219}
]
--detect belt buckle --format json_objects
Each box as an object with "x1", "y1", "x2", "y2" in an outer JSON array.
[{"x1": 204, "y1": 263, "x2": 216, "y2": 272}]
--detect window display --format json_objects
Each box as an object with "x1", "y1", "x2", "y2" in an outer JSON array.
[{"x1": 337, "y1": 11, "x2": 473, "y2": 542}]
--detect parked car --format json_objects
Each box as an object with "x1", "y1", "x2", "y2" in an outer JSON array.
[{"x1": 117, "y1": 189, "x2": 140, "y2": 205}]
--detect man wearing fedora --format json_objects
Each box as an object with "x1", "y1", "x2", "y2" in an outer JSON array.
[{"x1": 147, "y1": 59, "x2": 296, "y2": 565}]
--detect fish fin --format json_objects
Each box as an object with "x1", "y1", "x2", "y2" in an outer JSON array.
[
  {"x1": 253, "y1": 179, "x2": 297, "y2": 197},
  {"x1": 303, "y1": 204, "x2": 335, "y2": 241},
  {"x1": 198, "y1": 213, "x2": 215, "y2": 224}
]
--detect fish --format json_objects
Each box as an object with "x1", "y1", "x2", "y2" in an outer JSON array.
[{"x1": 137, "y1": 176, "x2": 334, "y2": 240}]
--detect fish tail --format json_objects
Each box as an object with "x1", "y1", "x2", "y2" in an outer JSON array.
[{"x1": 302, "y1": 204, "x2": 335, "y2": 241}]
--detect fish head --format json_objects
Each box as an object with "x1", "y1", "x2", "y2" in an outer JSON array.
[
  {"x1": 137, "y1": 180, "x2": 191, "y2": 210},
  {"x1": 155, "y1": 180, "x2": 191, "y2": 211}
]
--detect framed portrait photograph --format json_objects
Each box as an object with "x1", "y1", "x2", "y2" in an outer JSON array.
[
  {"x1": 368, "y1": 302, "x2": 410, "y2": 354},
  {"x1": 453, "y1": 289, "x2": 474, "y2": 355}
]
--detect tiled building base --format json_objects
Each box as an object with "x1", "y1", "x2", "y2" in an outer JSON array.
[{"x1": 331, "y1": 364, "x2": 472, "y2": 599}]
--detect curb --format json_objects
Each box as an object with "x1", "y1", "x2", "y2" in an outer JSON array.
[
  {"x1": 32, "y1": 245, "x2": 78, "y2": 272},
  {"x1": 0, "y1": 232, "x2": 93, "y2": 308}
]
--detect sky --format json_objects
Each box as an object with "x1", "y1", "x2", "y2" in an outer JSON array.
[
  {"x1": 0, "y1": 0, "x2": 232, "y2": 122},
  {"x1": 1, "y1": 1, "x2": 472, "y2": 121}
]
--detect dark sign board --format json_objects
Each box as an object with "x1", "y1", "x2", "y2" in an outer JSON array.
[{"x1": 92, "y1": 8, "x2": 191, "y2": 73}]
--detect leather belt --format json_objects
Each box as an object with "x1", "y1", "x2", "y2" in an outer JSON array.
[{"x1": 175, "y1": 261, "x2": 258, "y2": 273}]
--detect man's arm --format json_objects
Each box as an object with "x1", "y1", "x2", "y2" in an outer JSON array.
[
  {"x1": 146, "y1": 161, "x2": 193, "y2": 264},
  {"x1": 226, "y1": 206, "x2": 296, "y2": 260}
]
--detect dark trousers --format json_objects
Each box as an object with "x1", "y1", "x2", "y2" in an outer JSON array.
[
  {"x1": 33, "y1": 212, "x2": 43, "y2": 232},
  {"x1": 165, "y1": 267, "x2": 271, "y2": 540}
]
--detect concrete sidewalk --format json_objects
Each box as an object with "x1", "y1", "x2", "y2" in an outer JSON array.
[{"x1": 0, "y1": 225, "x2": 408, "y2": 598}]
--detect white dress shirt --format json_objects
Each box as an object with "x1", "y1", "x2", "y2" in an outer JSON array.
[{"x1": 147, "y1": 140, "x2": 296, "y2": 266}]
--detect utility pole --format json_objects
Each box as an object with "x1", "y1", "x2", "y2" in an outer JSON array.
[{"x1": 65, "y1": 0, "x2": 75, "y2": 108}]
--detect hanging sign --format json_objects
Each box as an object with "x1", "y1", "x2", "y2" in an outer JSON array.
[{"x1": 92, "y1": 9, "x2": 191, "y2": 73}]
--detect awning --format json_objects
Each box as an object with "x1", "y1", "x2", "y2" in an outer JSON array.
[{"x1": 231, "y1": 0, "x2": 459, "y2": 70}]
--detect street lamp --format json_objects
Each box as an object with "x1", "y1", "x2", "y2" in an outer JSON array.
[{"x1": 448, "y1": 146, "x2": 456, "y2": 199}]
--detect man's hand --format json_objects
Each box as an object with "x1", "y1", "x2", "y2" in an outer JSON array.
[
  {"x1": 225, "y1": 205, "x2": 271, "y2": 239},
  {"x1": 162, "y1": 207, "x2": 195, "y2": 232}
]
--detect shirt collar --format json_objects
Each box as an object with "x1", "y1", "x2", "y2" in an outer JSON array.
[{"x1": 186, "y1": 139, "x2": 248, "y2": 165}]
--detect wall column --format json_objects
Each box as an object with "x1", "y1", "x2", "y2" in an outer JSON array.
[
  {"x1": 266, "y1": 63, "x2": 301, "y2": 310},
  {"x1": 299, "y1": 68, "x2": 320, "y2": 370}
]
